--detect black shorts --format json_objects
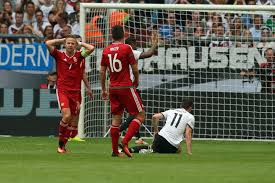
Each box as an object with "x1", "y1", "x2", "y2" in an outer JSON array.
[{"x1": 152, "y1": 133, "x2": 178, "y2": 153}]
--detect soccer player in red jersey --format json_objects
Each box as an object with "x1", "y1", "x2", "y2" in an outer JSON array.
[
  {"x1": 100, "y1": 25, "x2": 146, "y2": 157},
  {"x1": 45, "y1": 35, "x2": 94, "y2": 153}
]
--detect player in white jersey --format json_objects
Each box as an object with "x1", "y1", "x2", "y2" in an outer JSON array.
[
  {"x1": 119, "y1": 32, "x2": 158, "y2": 145},
  {"x1": 152, "y1": 99, "x2": 194, "y2": 154},
  {"x1": 119, "y1": 99, "x2": 194, "y2": 155}
]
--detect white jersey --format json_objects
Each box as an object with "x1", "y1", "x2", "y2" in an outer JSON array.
[
  {"x1": 159, "y1": 108, "x2": 195, "y2": 148},
  {"x1": 133, "y1": 50, "x2": 142, "y2": 60},
  {"x1": 130, "y1": 50, "x2": 142, "y2": 81}
]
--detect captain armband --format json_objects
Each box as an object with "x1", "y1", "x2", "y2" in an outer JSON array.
[{"x1": 81, "y1": 49, "x2": 89, "y2": 58}]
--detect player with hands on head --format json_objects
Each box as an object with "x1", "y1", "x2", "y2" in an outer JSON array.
[
  {"x1": 45, "y1": 35, "x2": 94, "y2": 153},
  {"x1": 100, "y1": 25, "x2": 145, "y2": 158},
  {"x1": 68, "y1": 34, "x2": 93, "y2": 142}
]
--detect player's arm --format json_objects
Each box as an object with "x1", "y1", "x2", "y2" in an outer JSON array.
[
  {"x1": 139, "y1": 31, "x2": 158, "y2": 59},
  {"x1": 240, "y1": 70, "x2": 256, "y2": 77},
  {"x1": 100, "y1": 65, "x2": 108, "y2": 100},
  {"x1": 185, "y1": 125, "x2": 193, "y2": 156},
  {"x1": 82, "y1": 72, "x2": 93, "y2": 99},
  {"x1": 79, "y1": 42, "x2": 95, "y2": 57},
  {"x1": 45, "y1": 38, "x2": 65, "y2": 53},
  {"x1": 131, "y1": 63, "x2": 139, "y2": 87},
  {"x1": 152, "y1": 113, "x2": 164, "y2": 135}
]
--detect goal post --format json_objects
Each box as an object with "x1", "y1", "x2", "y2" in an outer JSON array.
[{"x1": 79, "y1": 3, "x2": 275, "y2": 140}]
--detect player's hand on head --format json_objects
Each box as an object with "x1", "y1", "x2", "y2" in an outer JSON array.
[
  {"x1": 61, "y1": 38, "x2": 66, "y2": 43},
  {"x1": 101, "y1": 90, "x2": 108, "y2": 100}
]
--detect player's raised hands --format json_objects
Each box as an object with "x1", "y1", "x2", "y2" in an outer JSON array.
[{"x1": 151, "y1": 30, "x2": 158, "y2": 46}]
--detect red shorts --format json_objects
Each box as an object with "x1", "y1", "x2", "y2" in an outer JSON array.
[
  {"x1": 56, "y1": 90, "x2": 82, "y2": 115},
  {"x1": 109, "y1": 88, "x2": 144, "y2": 115}
]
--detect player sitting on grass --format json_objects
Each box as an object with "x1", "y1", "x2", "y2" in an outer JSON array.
[{"x1": 120, "y1": 99, "x2": 194, "y2": 155}]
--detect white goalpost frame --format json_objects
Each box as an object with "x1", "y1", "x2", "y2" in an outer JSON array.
[
  {"x1": 78, "y1": 4, "x2": 86, "y2": 138},
  {"x1": 79, "y1": 3, "x2": 275, "y2": 140}
]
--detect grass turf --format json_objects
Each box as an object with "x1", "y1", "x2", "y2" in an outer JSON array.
[{"x1": 0, "y1": 137, "x2": 275, "y2": 183}]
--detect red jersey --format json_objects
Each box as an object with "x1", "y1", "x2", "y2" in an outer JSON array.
[
  {"x1": 51, "y1": 48, "x2": 85, "y2": 92},
  {"x1": 101, "y1": 42, "x2": 136, "y2": 88}
]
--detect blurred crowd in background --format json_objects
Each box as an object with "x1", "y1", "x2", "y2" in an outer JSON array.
[
  {"x1": 0, "y1": 0, "x2": 274, "y2": 47},
  {"x1": 0, "y1": 0, "x2": 274, "y2": 50},
  {"x1": 0, "y1": 0, "x2": 274, "y2": 92}
]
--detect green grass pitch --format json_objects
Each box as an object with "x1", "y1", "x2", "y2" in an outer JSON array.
[{"x1": 0, "y1": 137, "x2": 275, "y2": 183}]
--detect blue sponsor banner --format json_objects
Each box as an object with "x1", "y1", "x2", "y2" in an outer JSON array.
[{"x1": 0, "y1": 43, "x2": 54, "y2": 71}]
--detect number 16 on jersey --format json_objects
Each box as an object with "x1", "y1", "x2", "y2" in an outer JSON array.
[{"x1": 108, "y1": 53, "x2": 122, "y2": 72}]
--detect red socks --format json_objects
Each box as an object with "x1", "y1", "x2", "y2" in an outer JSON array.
[
  {"x1": 64, "y1": 125, "x2": 78, "y2": 139},
  {"x1": 122, "y1": 119, "x2": 141, "y2": 145},
  {"x1": 110, "y1": 125, "x2": 120, "y2": 154},
  {"x1": 58, "y1": 120, "x2": 68, "y2": 148},
  {"x1": 69, "y1": 125, "x2": 78, "y2": 138},
  {"x1": 58, "y1": 121, "x2": 79, "y2": 148}
]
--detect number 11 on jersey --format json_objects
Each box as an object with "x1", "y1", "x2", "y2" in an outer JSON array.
[
  {"x1": 171, "y1": 113, "x2": 183, "y2": 128},
  {"x1": 108, "y1": 53, "x2": 122, "y2": 72}
]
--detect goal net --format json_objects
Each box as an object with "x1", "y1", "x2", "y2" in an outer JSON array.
[{"x1": 79, "y1": 3, "x2": 275, "y2": 140}]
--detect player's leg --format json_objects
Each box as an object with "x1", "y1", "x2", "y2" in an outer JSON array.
[
  {"x1": 67, "y1": 93, "x2": 85, "y2": 142},
  {"x1": 122, "y1": 112, "x2": 145, "y2": 157},
  {"x1": 121, "y1": 88, "x2": 146, "y2": 157},
  {"x1": 109, "y1": 89, "x2": 124, "y2": 157},
  {"x1": 119, "y1": 89, "x2": 145, "y2": 143},
  {"x1": 68, "y1": 115, "x2": 79, "y2": 139},
  {"x1": 120, "y1": 115, "x2": 147, "y2": 145},
  {"x1": 119, "y1": 115, "x2": 135, "y2": 132},
  {"x1": 66, "y1": 115, "x2": 85, "y2": 142},
  {"x1": 134, "y1": 88, "x2": 145, "y2": 143},
  {"x1": 67, "y1": 115, "x2": 85, "y2": 142},
  {"x1": 57, "y1": 108, "x2": 71, "y2": 153},
  {"x1": 134, "y1": 132, "x2": 148, "y2": 145},
  {"x1": 152, "y1": 133, "x2": 178, "y2": 153},
  {"x1": 111, "y1": 114, "x2": 123, "y2": 157},
  {"x1": 119, "y1": 144, "x2": 151, "y2": 153},
  {"x1": 151, "y1": 133, "x2": 161, "y2": 153},
  {"x1": 56, "y1": 90, "x2": 71, "y2": 153}
]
